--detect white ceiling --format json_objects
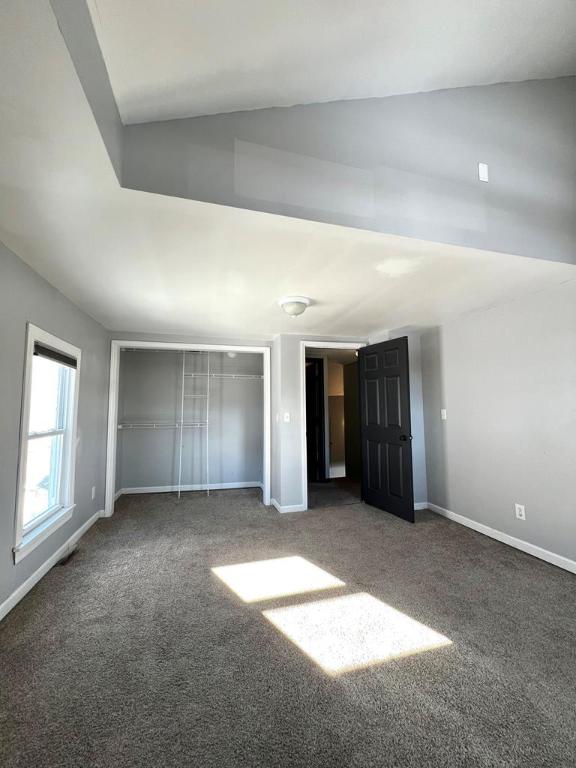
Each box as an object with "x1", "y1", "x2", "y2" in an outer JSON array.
[
  {"x1": 86, "y1": 0, "x2": 576, "y2": 124},
  {"x1": 1, "y1": 0, "x2": 575, "y2": 340}
]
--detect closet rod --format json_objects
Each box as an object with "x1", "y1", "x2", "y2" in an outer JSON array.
[
  {"x1": 183, "y1": 372, "x2": 263, "y2": 380},
  {"x1": 118, "y1": 422, "x2": 207, "y2": 429}
]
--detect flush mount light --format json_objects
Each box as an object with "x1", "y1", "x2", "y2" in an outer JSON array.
[{"x1": 278, "y1": 296, "x2": 311, "y2": 318}]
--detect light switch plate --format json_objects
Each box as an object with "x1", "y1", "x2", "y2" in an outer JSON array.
[
  {"x1": 478, "y1": 162, "x2": 489, "y2": 182},
  {"x1": 440, "y1": 409, "x2": 447, "y2": 421},
  {"x1": 283, "y1": 412, "x2": 291, "y2": 423}
]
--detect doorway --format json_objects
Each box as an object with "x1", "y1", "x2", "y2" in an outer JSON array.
[
  {"x1": 301, "y1": 338, "x2": 415, "y2": 521},
  {"x1": 303, "y1": 344, "x2": 363, "y2": 510}
]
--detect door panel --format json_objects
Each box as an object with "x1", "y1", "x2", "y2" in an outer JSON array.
[
  {"x1": 386, "y1": 443, "x2": 403, "y2": 498},
  {"x1": 343, "y1": 362, "x2": 361, "y2": 482},
  {"x1": 365, "y1": 379, "x2": 380, "y2": 425},
  {"x1": 366, "y1": 440, "x2": 382, "y2": 490},
  {"x1": 384, "y1": 376, "x2": 401, "y2": 427},
  {"x1": 359, "y1": 337, "x2": 414, "y2": 522}
]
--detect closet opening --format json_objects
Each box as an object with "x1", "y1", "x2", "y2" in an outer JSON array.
[{"x1": 105, "y1": 342, "x2": 270, "y2": 515}]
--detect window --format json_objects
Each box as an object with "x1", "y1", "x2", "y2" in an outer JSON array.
[{"x1": 14, "y1": 325, "x2": 81, "y2": 562}]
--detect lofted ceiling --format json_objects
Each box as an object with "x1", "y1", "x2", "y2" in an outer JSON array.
[
  {"x1": 86, "y1": 0, "x2": 576, "y2": 124},
  {"x1": 1, "y1": 0, "x2": 576, "y2": 340}
]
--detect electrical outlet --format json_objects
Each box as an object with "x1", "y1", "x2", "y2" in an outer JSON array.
[
  {"x1": 91, "y1": 486, "x2": 96, "y2": 501},
  {"x1": 515, "y1": 503, "x2": 526, "y2": 520}
]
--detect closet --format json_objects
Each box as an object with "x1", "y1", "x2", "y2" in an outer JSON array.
[{"x1": 115, "y1": 349, "x2": 264, "y2": 497}]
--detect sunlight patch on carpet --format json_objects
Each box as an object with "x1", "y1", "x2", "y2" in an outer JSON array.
[
  {"x1": 211, "y1": 556, "x2": 344, "y2": 603},
  {"x1": 263, "y1": 592, "x2": 452, "y2": 674}
]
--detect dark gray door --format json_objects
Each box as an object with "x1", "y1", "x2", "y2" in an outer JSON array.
[
  {"x1": 305, "y1": 357, "x2": 327, "y2": 482},
  {"x1": 359, "y1": 337, "x2": 414, "y2": 522}
]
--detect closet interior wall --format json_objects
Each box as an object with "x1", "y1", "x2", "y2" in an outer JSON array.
[{"x1": 115, "y1": 349, "x2": 264, "y2": 496}]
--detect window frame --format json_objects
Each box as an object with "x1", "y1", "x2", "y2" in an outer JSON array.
[{"x1": 14, "y1": 324, "x2": 81, "y2": 563}]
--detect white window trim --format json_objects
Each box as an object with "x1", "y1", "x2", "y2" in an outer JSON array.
[{"x1": 13, "y1": 324, "x2": 81, "y2": 564}]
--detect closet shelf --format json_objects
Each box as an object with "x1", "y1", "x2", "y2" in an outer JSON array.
[
  {"x1": 118, "y1": 422, "x2": 208, "y2": 430},
  {"x1": 183, "y1": 372, "x2": 263, "y2": 380}
]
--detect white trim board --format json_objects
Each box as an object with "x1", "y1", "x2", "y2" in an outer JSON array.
[
  {"x1": 14, "y1": 323, "x2": 82, "y2": 561},
  {"x1": 0, "y1": 510, "x2": 102, "y2": 623},
  {"x1": 105, "y1": 340, "x2": 271, "y2": 516},
  {"x1": 428, "y1": 503, "x2": 576, "y2": 575},
  {"x1": 271, "y1": 498, "x2": 307, "y2": 514},
  {"x1": 116, "y1": 482, "x2": 263, "y2": 497}
]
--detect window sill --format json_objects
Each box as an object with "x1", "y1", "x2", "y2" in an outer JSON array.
[{"x1": 13, "y1": 504, "x2": 75, "y2": 564}]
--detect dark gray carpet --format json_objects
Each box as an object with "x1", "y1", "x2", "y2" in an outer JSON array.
[
  {"x1": 308, "y1": 479, "x2": 361, "y2": 508},
  {"x1": 1, "y1": 490, "x2": 576, "y2": 767}
]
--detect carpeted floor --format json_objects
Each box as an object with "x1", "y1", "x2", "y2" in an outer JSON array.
[
  {"x1": 1, "y1": 490, "x2": 575, "y2": 767},
  {"x1": 308, "y1": 479, "x2": 361, "y2": 508}
]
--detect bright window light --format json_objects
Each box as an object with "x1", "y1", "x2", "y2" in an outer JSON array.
[
  {"x1": 263, "y1": 592, "x2": 452, "y2": 675},
  {"x1": 211, "y1": 556, "x2": 344, "y2": 603},
  {"x1": 14, "y1": 325, "x2": 81, "y2": 563},
  {"x1": 23, "y1": 354, "x2": 70, "y2": 526}
]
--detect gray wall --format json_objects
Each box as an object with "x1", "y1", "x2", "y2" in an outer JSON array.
[
  {"x1": 278, "y1": 335, "x2": 306, "y2": 507},
  {"x1": 421, "y1": 279, "x2": 576, "y2": 561},
  {"x1": 271, "y1": 336, "x2": 282, "y2": 503},
  {"x1": 116, "y1": 350, "x2": 263, "y2": 490},
  {"x1": 0, "y1": 240, "x2": 109, "y2": 607},
  {"x1": 124, "y1": 77, "x2": 576, "y2": 265}
]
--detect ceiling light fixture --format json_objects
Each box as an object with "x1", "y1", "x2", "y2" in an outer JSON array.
[{"x1": 278, "y1": 296, "x2": 311, "y2": 318}]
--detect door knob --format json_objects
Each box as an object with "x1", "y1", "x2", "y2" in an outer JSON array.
[{"x1": 399, "y1": 434, "x2": 413, "y2": 442}]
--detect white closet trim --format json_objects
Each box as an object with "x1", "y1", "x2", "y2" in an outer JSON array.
[
  {"x1": 105, "y1": 341, "x2": 271, "y2": 516},
  {"x1": 206, "y1": 350, "x2": 210, "y2": 497},
  {"x1": 177, "y1": 351, "x2": 185, "y2": 500}
]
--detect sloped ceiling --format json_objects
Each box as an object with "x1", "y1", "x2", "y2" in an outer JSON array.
[
  {"x1": 86, "y1": 0, "x2": 576, "y2": 123},
  {"x1": 1, "y1": 0, "x2": 575, "y2": 338}
]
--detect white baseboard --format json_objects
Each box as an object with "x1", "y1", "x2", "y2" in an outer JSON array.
[
  {"x1": 271, "y1": 498, "x2": 307, "y2": 514},
  {"x1": 115, "y1": 482, "x2": 263, "y2": 499},
  {"x1": 0, "y1": 509, "x2": 103, "y2": 623},
  {"x1": 273, "y1": 499, "x2": 429, "y2": 514},
  {"x1": 428, "y1": 502, "x2": 576, "y2": 575}
]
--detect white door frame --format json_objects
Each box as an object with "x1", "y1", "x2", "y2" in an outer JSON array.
[
  {"x1": 104, "y1": 340, "x2": 271, "y2": 516},
  {"x1": 300, "y1": 340, "x2": 366, "y2": 511}
]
